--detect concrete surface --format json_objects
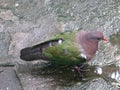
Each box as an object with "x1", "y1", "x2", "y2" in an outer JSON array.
[
  {"x1": 0, "y1": 67, "x2": 23, "y2": 90},
  {"x1": 0, "y1": 0, "x2": 120, "y2": 90}
]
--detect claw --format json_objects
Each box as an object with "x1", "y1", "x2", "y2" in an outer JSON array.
[{"x1": 74, "y1": 63, "x2": 90, "y2": 78}]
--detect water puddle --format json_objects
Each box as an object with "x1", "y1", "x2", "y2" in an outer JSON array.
[
  {"x1": 95, "y1": 64, "x2": 120, "y2": 88},
  {"x1": 25, "y1": 32, "x2": 120, "y2": 88},
  {"x1": 29, "y1": 63, "x2": 120, "y2": 88},
  {"x1": 30, "y1": 64, "x2": 97, "y2": 86}
]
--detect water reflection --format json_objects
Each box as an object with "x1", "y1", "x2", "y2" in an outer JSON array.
[
  {"x1": 30, "y1": 63, "x2": 99, "y2": 86},
  {"x1": 95, "y1": 64, "x2": 120, "y2": 88},
  {"x1": 27, "y1": 32, "x2": 120, "y2": 87},
  {"x1": 28, "y1": 62, "x2": 120, "y2": 88}
]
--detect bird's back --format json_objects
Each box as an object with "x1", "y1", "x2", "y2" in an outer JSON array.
[
  {"x1": 20, "y1": 30, "x2": 87, "y2": 66},
  {"x1": 43, "y1": 31, "x2": 87, "y2": 66}
]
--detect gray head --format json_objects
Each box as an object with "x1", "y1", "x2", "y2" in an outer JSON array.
[
  {"x1": 86, "y1": 31, "x2": 107, "y2": 42},
  {"x1": 77, "y1": 31, "x2": 107, "y2": 61}
]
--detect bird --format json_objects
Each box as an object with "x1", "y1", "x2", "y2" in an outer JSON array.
[{"x1": 20, "y1": 30, "x2": 107, "y2": 68}]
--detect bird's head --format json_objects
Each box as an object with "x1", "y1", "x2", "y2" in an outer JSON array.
[
  {"x1": 86, "y1": 31, "x2": 107, "y2": 43},
  {"x1": 77, "y1": 30, "x2": 108, "y2": 61}
]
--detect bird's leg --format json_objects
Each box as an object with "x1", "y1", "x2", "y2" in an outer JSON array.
[
  {"x1": 74, "y1": 65, "x2": 84, "y2": 77},
  {"x1": 74, "y1": 63, "x2": 90, "y2": 77}
]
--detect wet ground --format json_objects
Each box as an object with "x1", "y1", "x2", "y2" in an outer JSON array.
[{"x1": 0, "y1": 0, "x2": 120, "y2": 90}]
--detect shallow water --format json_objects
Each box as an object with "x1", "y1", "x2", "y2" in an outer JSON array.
[
  {"x1": 24, "y1": 32, "x2": 120, "y2": 89},
  {"x1": 28, "y1": 63, "x2": 120, "y2": 88},
  {"x1": 30, "y1": 63, "x2": 97, "y2": 85}
]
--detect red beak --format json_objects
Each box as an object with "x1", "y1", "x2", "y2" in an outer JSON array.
[{"x1": 103, "y1": 37, "x2": 108, "y2": 43}]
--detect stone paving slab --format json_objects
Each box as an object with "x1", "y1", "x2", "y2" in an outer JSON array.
[
  {"x1": 0, "y1": 67, "x2": 23, "y2": 90},
  {"x1": 0, "y1": 0, "x2": 120, "y2": 90}
]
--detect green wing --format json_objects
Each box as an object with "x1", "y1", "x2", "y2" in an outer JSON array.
[{"x1": 43, "y1": 31, "x2": 86, "y2": 66}]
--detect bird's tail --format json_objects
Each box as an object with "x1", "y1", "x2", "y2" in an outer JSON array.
[
  {"x1": 20, "y1": 38, "x2": 63, "y2": 61},
  {"x1": 20, "y1": 46, "x2": 46, "y2": 61}
]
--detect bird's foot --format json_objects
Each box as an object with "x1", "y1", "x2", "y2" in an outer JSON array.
[{"x1": 74, "y1": 64, "x2": 90, "y2": 78}]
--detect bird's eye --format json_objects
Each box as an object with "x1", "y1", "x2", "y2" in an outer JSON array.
[{"x1": 96, "y1": 38, "x2": 101, "y2": 40}]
